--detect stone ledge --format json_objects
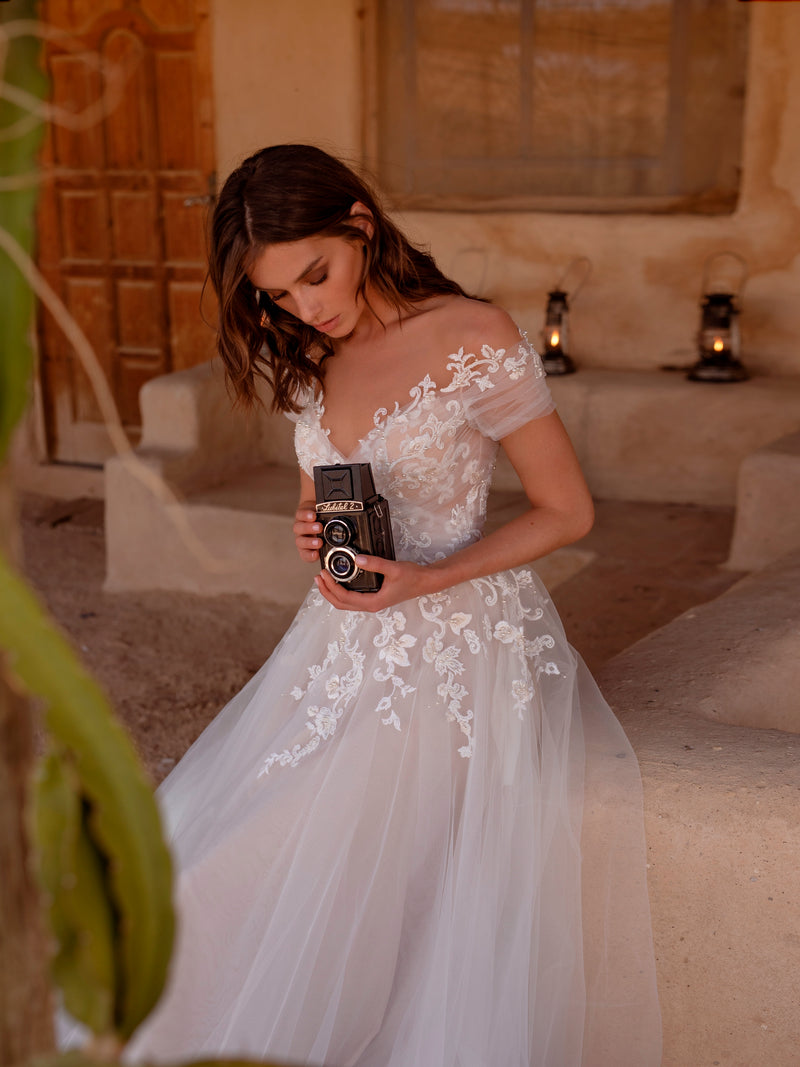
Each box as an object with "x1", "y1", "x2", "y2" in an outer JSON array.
[
  {"x1": 137, "y1": 360, "x2": 800, "y2": 507},
  {"x1": 601, "y1": 551, "x2": 800, "y2": 734},
  {"x1": 104, "y1": 458, "x2": 315, "y2": 606},
  {"x1": 597, "y1": 558, "x2": 800, "y2": 1066},
  {"x1": 137, "y1": 361, "x2": 295, "y2": 492},
  {"x1": 726, "y1": 431, "x2": 800, "y2": 570},
  {"x1": 495, "y1": 369, "x2": 800, "y2": 505}
]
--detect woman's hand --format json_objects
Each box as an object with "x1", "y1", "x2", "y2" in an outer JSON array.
[
  {"x1": 294, "y1": 500, "x2": 322, "y2": 562},
  {"x1": 314, "y1": 554, "x2": 438, "y2": 613}
]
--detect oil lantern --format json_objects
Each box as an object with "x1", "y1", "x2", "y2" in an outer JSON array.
[
  {"x1": 688, "y1": 253, "x2": 749, "y2": 383},
  {"x1": 540, "y1": 257, "x2": 591, "y2": 376},
  {"x1": 542, "y1": 289, "x2": 574, "y2": 376}
]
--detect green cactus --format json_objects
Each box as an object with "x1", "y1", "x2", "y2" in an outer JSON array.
[
  {"x1": 0, "y1": 547, "x2": 177, "y2": 1042},
  {"x1": 33, "y1": 745, "x2": 117, "y2": 1035}
]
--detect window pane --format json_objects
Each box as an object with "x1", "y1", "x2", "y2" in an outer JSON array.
[
  {"x1": 375, "y1": 0, "x2": 748, "y2": 212},
  {"x1": 415, "y1": 0, "x2": 523, "y2": 161}
]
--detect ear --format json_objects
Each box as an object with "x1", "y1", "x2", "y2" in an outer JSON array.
[{"x1": 349, "y1": 201, "x2": 374, "y2": 239}]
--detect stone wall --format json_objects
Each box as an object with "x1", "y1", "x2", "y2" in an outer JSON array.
[{"x1": 209, "y1": 0, "x2": 800, "y2": 379}]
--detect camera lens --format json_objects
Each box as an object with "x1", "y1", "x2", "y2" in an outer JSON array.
[
  {"x1": 325, "y1": 547, "x2": 358, "y2": 583},
  {"x1": 324, "y1": 518, "x2": 353, "y2": 547}
]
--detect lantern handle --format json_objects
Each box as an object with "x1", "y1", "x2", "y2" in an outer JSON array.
[
  {"x1": 555, "y1": 256, "x2": 592, "y2": 302},
  {"x1": 701, "y1": 251, "x2": 748, "y2": 296}
]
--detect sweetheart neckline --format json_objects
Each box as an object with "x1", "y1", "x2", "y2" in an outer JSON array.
[
  {"x1": 314, "y1": 371, "x2": 437, "y2": 462},
  {"x1": 310, "y1": 332, "x2": 535, "y2": 460}
]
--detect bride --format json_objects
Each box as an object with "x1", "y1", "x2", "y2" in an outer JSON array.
[{"x1": 125, "y1": 144, "x2": 662, "y2": 1066}]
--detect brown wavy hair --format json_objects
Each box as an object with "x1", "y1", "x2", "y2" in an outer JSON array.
[{"x1": 207, "y1": 144, "x2": 470, "y2": 413}]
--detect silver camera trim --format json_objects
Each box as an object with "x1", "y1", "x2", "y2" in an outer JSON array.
[
  {"x1": 322, "y1": 544, "x2": 361, "y2": 584},
  {"x1": 322, "y1": 517, "x2": 354, "y2": 548}
]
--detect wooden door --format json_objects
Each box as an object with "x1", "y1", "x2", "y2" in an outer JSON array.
[{"x1": 37, "y1": 0, "x2": 216, "y2": 463}]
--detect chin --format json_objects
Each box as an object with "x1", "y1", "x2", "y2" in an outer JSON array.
[{"x1": 327, "y1": 317, "x2": 358, "y2": 339}]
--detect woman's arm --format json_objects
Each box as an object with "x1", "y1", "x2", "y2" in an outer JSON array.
[
  {"x1": 429, "y1": 410, "x2": 594, "y2": 585},
  {"x1": 312, "y1": 410, "x2": 594, "y2": 613}
]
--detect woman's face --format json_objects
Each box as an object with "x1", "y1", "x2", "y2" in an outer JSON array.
[{"x1": 248, "y1": 233, "x2": 368, "y2": 338}]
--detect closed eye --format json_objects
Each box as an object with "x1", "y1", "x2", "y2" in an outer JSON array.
[
  {"x1": 261, "y1": 271, "x2": 326, "y2": 303},
  {"x1": 258, "y1": 260, "x2": 328, "y2": 306}
]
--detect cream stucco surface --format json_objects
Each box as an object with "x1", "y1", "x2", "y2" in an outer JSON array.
[{"x1": 211, "y1": 0, "x2": 362, "y2": 180}]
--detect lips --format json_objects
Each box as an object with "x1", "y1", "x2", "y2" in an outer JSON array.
[{"x1": 314, "y1": 315, "x2": 340, "y2": 334}]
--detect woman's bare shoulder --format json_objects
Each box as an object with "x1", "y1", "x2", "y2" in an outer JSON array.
[{"x1": 421, "y1": 296, "x2": 522, "y2": 352}]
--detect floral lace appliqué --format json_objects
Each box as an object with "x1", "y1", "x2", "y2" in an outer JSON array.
[
  {"x1": 258, "y1": 605, "x2": 364, "y2": 776},
  {"x1": 473, "y1": 569, "x2": 560, "y2": 720},
  {"x1": 259, "y1": 603, "x2": 418, "y2": 775},
  {"x1": 419, "y1": 594, "x2": 482, "y2": 758},
  {"x1": 259, "y1": 567, "x2": 559, "y2": 774},
  {"x1": 440, "y1": 341, "x2": 535, "y2": 395},
  {"x1": 372, "y1": 609, "x2": 417, "y2": 731}
]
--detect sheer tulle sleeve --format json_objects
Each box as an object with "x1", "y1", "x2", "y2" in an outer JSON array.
[
  {"x1": 282, "y1": 384, "x2": 315, "y2": 424},
  {"x1": 447, "y1": 336, "x2": 555, "y2": 441}
]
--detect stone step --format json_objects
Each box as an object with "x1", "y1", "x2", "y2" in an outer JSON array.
[
  {"x1": 597, "y1": 551, "x2": 800, "y2": 1066},
  {"x1": 726, "y1": 431, "x2": 800, "y2": 570},
  {"x1": 602, "y1": 550, "x2": 800, "y2": 734}
]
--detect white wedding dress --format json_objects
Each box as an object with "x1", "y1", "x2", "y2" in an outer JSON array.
[{"x1": 125, "y1": 336, "x2": 662, "y2": 1066}]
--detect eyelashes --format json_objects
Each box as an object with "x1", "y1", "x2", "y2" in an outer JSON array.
[{"x1": 262, "y1": 271, "x2": 328, "y2": 305}]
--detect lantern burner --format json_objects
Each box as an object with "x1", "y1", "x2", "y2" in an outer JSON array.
[
  {"x1": 542, "y1": 288, "x2": 575, "y2": 376},
  {"x1": 687, "y1": 291, "x2": 748, "y2": 383}
]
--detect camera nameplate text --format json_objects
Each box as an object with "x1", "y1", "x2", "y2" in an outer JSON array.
[{"x1": 316, "y1": 501, "x2": 365, "y2": 513}]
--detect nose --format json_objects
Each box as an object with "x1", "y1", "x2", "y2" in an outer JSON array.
[{"x1": 293, "y1": 288, "x2": 321, "y2": 325}]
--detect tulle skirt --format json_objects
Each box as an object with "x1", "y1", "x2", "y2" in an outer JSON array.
[{"x1": 125, "y1": 568, "x2": 662, "y2": 1066}]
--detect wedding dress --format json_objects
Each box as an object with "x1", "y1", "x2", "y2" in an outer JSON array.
[{"x1": 125, "y1": 336, "x2": 662, "y2": 1066}]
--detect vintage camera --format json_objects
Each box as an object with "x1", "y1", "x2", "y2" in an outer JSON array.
[{"x1": 313, "y1": 463, "x2": 395, "y2": 593}]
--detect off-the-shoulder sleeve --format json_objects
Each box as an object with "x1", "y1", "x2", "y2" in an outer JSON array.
[
  {"x1": 282, "y1": 385, "x2": 315, "y2": 424},
  {"x1": 443, "y1": 336, "x2": 555, "y2": 441}
]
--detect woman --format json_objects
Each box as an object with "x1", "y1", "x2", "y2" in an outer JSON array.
[{"x1": 128, "y1": 144, "x2": 661, "y2": 1065}]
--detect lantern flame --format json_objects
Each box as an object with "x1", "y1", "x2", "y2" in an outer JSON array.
[
  {"x1": 549, "y1": 330, "x2": 560, "y2": 348},
  {"x1": 713, "y1": 337, "x2": 724, "y2": 353}
]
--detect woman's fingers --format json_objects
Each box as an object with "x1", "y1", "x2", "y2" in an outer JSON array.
[
  {"x1": 294, "y1": 503, "x2": 322, "y2": 561},
  {"x1": 314, "y1": 557, "x2": 427, "y2": 613}
]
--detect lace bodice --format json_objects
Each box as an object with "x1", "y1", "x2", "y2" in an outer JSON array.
[{"x1": 294, "y1": 335, "x2": 554, "y2": 564}]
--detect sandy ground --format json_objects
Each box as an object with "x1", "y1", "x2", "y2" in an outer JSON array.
[{"x1": 18, "y1": 492, "x2": 743, "y2": 784}]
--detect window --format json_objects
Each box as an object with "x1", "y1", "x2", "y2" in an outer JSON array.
[{"x1": 373, "y1": 0, "x2": 748, "y2": 212}]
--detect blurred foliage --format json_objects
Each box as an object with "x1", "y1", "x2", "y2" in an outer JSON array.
[
  {"x1": 0, "y1": 0, "x2": 46, "y2": 458},
  {"x1": 0, "y1": 551, "x2": 176, "y2": 1040}
]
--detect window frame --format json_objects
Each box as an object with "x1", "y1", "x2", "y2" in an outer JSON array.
[{"x1": 363, "y1": 0, "x2": 749, "y2": 215}]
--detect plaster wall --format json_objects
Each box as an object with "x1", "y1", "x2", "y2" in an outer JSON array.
[
  {"x1": 210, "y1": 0, "x2": 363, "y2": 180},
  {"x1": 209, "y1": 2, "x2": 800, "y2": 378}
]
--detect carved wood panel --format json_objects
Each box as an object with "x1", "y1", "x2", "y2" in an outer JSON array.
[{"x1": 37, "y1": 0, "x2": 215, "y2": 463}]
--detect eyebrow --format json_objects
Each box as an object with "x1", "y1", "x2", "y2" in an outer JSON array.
[{"x1": 262, "y1": 256, "x2": 324, "y2": 296}]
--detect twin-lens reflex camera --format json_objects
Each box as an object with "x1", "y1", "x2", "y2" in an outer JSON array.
[{"x1": 313, "y1": 463, "x2": 395, "y2": 593}]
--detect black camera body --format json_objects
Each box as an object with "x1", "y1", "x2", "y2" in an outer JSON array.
[{"x1": 313, "y1": 463, "x2": 395, "y2": 593}]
